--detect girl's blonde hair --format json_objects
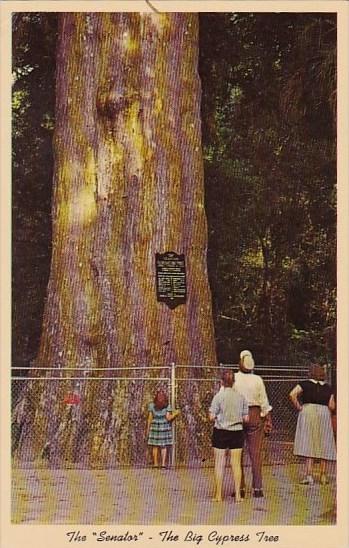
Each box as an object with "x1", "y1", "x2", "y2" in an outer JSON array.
[{"x1": 222, "y1": 369, "x2": 234, "y2": 387}]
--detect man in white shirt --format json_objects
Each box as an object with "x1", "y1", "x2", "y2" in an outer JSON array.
[{"x1": 234, "y1": 350, "x2": 272, "y2": 498}]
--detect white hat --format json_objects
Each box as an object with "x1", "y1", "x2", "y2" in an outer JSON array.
[
  {"x1": 240, "y1": 350, "x2": 254, "y2": 370},
  {"x1": 240, "y1": 350, "x2": 252, "y2": 360}
]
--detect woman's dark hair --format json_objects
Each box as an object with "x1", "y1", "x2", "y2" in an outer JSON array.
[
  {"x1": 154, "y1": 390, "x2": 169, "y2": 410},
  {"x1": 309, "y1": 363, "x2": 326, "y2": 382}
]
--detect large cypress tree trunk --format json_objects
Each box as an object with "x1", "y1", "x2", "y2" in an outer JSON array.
[{"x1": 15, "y1": 12, "x2": 216, "y2": 466}]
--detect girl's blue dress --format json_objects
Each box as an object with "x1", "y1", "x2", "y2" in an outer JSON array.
[{"x1": 148, "y1": 403, "x2": 172, "y2": 446}]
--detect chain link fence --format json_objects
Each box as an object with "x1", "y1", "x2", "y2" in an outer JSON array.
[{"x1": 12, "y1": 364, "x2": 332, "y2": 468}]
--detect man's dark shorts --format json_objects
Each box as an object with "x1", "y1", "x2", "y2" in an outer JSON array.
[{"x1": 212, "y1": 427, "x2": 244, "y2": 449}]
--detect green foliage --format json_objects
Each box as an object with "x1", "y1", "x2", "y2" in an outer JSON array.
[
  {"x1": 12, "y1": 13, "x2": 57, "y2": 370},
  {"x1": 199, "y1": 13, "x2": 336, "y2": 367}
]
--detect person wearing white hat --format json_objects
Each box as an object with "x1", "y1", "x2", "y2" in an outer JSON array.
[{"x1": 233, "y1": 350, "x2": 272, "y2": 498}]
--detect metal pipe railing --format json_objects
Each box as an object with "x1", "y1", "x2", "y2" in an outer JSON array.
[{"x1": 11, "y1": 376, "x2": 171, "y2": 381}]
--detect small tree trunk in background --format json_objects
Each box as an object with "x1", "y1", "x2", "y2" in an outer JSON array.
[{"x1": 16, "y1": 12, "x2": 217, "y2": 465}]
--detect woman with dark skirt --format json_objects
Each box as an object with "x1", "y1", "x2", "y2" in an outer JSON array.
[{"x1": 289, "y1": 364, "x2": 336, "y2": 485}]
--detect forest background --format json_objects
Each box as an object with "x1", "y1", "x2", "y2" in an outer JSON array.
[{"x1": 12, "y1": 12, "x2": 337, "y2": 375}]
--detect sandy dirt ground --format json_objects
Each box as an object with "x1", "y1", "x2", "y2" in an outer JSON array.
[{"x1": 11, "y1": 462, "x2": 336, "y2": 525}]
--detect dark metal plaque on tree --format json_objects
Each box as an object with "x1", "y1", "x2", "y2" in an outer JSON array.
[{"x1": 155, "y1": 252, "x2": 187, "y2": 309}]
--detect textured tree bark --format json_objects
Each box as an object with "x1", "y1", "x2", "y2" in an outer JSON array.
[{"x1": 16, "y1": 13, "x2": 217, "y2": 465}]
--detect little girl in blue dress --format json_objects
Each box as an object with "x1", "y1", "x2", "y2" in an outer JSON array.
[{"x1": 146, "y1": 390, "x2": 180, "y2": 468}]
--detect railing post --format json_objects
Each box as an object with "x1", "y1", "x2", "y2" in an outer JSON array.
[{"x1": 171, "y1": 362, "x2": 176, "y2": 467}]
